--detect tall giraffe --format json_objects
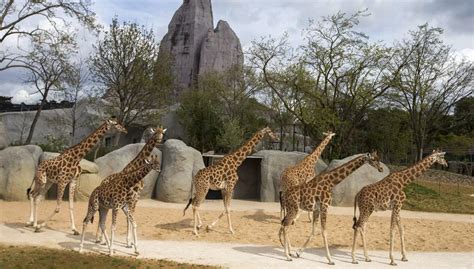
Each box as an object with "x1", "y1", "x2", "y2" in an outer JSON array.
[
  {"x1": 279, "y1": 131, "x2": 335, "y2": 219},
  {"x1": 351, "y1": 150, "x2": 447, "y2": 265},
  {"x1": 183, "y1": 127, "x2": 279, "y2": 236},
  {"x1": 80, "y1": 155, "x2": 161, "y2": 256},
  {"x1": 95, "y1": 126, "x2": 166, "y2": 246},
  {"x1": 280, "y1": 152, "x2": 383, "y2": 264},
  {"x1": 26, "y1": 117, "x2": 127, "y2": 234}
]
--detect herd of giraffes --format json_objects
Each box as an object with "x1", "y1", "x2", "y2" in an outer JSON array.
[{"x1": 24, "y1": 116, "x2": 448, "y2": 266}]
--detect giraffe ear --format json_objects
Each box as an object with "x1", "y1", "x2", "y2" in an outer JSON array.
[{"x1": 163, "y1": 128, "x2": 167, "y2": 133}]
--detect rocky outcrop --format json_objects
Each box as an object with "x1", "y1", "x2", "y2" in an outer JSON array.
[
  {"x1": 254, "y1": 150, "x2": 328, "y2": 202},
  {"x1": 328, "y1": 154, "x2": 389, "y2": 206},
  {"x1": 155, "y1": 139, "x2": 204, "y2": 203},
  {"x1": 0, "y1": 121, "x2": 10, "y2": 149},
  {"x1": 160, "y1": 0, "x2": 243, "y2": 96},
  {"x1": 95, "y1": 143, "x2": 162, "y2": 199},
  {"x1": 199, "y1": 20, "x2": 244, "y2": 75},
  {"x1": 160, "y1": 0, "x2": 214, "y2": 91},
  {"x1": 0, "y1": 145, "x2": 43, "y2": 201}
]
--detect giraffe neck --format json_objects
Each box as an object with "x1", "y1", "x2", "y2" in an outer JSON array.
[
  {"x1": 122, "y1": 135, "x2": 160, "y2": 173},
  {"x1": 326, "y1": 155, "x2": 366, "y2": 186},
  {"x1": 64, "y1": 123, "x2": 109, "y2": 163},
  {"x1": 301, "y1": 134, "x2": 332, "y2": 169},
  {"x1": 122, "y1": 165, "x2": 153, "y2": 189},
  {"x1": 398, "y1": 154, "x2": 436, "y2": 186},
  {"x1": 223, "y1": 131, "x2": 264, "y2": 167}
]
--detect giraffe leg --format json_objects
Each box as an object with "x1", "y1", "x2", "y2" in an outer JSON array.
[
  {"x1": 360, "y1": 224, "x2": 371, "y2": 262},
  {"x1": 281, "y1": 225, "x2": 293, "y2": 261},
  {"x1": 98, "y1": 207, "x2": 111, "y2": 252},
  {"x1": 122, "y1": 206, "x2": 132, "y2": 248},
  {"x1": 206, "y1": 189, "x2": 227, "y2": 232},
  {"x1": 37, "y1": 181, "x2": 67, "y2": 231},
  {"x1": 29, "y1": 180, "x2": 52, "y2": 227},
  {"x1": 389, "y1": 207, "x2": 402, "y2": 265},
  {"x1": 68, "y1": 180, "x2": 79, "y2": 235},
  {"x1": 128, "y1": 212, "x2": 139, "y2": 255},
  {"x1": 296, "y1": 209, "x2": 320, "y2": 257},
  {"x1": 95, "y1": 220, "x2": 105, "y2": 244},
  {"x1": 224, "y1": 189, "x2": 235, "y2": 234},
  {"x1": 351, "y1": 226, "x2": 359, "y2": 264},
  {"x1": 109, "y1": 208, "x2": 118, "y2": 256},
  {"x1": 397, "y1": 216, "x2": 408, "y2": 261},
  {"x1": 319, "y1": 206, "x2": 334, "y2": 265}
]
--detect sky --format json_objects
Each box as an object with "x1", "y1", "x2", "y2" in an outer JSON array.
[{"x1": 1, "y1": 0, "x2": 473, "y2": 104}]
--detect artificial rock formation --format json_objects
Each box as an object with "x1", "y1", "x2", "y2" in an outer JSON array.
[{"x1": 160, "y1": 0, "x2": 243, "y2": 96}]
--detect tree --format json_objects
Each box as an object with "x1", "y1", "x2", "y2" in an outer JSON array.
[
  {"x1": 23, "y1": 32, "x2": 76, "y2": 144},
  {"x1": 90, "y1": 18, "x2": 172, "y2": 140},
  {"x1": 390, "y1": 24, "x2": 473, "y2": 161},
  {"x1": 0, "y1": 0, "x2": 95, "y2": 72},
  {"x1": 177, "y1": 87, "x2": 223, "y2": 152},
  {"x1": 249, "y1": 11, "x2": 414, "y2": 157},
  {"x1": 452, "y1": 96, "x2": 474, "y2": 136},
  {"x1": 62, "y1": 58, "x2": 97, "y2": 146}
]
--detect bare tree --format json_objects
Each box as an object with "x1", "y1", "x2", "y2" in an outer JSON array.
[
  {"x1": 0, "y1": 0, "x2": 96, "y2": 72},
  {"x1": 90, "y1": 18, "x2": 173, "y2": 144},
  {"x1": 390, "y1": 24, "x2": 473, "y2": 161},
  {"x1": 23, "y1": 32, "x2": 76, "y2": 144},
  {"x1": 249, "y1": 11, "x2": 415, "y2": 157}
]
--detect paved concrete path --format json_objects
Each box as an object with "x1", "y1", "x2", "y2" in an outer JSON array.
[{"x1": 0, "y1": 224, "x2": 472, "y2": 269}]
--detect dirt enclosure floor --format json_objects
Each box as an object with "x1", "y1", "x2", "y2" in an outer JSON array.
[{"x1": 0, "y1": 199, "x2": 472, "y2": 252}]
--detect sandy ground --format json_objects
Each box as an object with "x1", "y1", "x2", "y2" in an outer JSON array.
[
  {"x1": 0, "y1": 199, "x2": 472, "y2": 253},
  {"x1": 0, "y1": 224, "x2": 472, "y2": 269}
]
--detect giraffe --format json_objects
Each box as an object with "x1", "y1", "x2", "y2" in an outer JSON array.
[
  {"x1": 280, "y1": 152, "x2": 383, "y2": 264},
  {"x1": 94, "y1": 126, "x2": 166, "y2": 246},
  {"x1": 26, "y1": 117, "x2": 127, "y2": 234},
  {"x1": 79, "y1": 155, "x2": 161, "y2": 256},
  {"x1": 279, "y1": 131, "x2": 335, "y2": 220},
  {"x1": 183, "y1": 127, "x2": 279, "y2": 236},
  {"x1": 351, "y1": 150, "x2": 447, "y2": 266}
]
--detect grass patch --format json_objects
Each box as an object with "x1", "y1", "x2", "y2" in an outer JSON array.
[
  {"x1": 403, "y1": 180, "x2": 474, "y2": 214},
  {"x1": 0, "y1": 245, "x2": 218, "y2": 269}
]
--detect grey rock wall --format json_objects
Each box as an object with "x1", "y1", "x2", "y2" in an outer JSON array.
[{"x1": 159, "y1": 0, "x2": 243, "y2": 96}]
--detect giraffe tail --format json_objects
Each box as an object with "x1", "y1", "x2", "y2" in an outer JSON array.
[
  {"x1": 183, "y1": 198, "x2": 193, "y2": 216},
  {"x1": 352, "y1": 193, "x2": 359, "y2": 230}
]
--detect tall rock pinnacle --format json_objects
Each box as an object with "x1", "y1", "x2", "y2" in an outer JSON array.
[{"x1": 160, "y1": 0, "x2": 243, "y2": 97}]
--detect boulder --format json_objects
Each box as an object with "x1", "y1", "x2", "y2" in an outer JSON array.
[
  {"x1": 40, "y1": 152, "x2": 99, "y2": 173},
  {"x1": 155, "y1": 139, "x2": 204, "y2": 203},
  {"x1": 75, "y1": 173, "x2": 103, "y2": 201},
  {"x1": 0, "y1": 145, "x2": 43, "y2": 201},
  {"x1": 0, "y1": 121, "x2": 10, "y2": 149},
  {"x1": 327, "y1": 154, "x2": 390, "y2": 206},
  {"x1": 199, "y1": 20, "x2": 244, "y2": 75},
  {"x1": 95, "y1": 143, "x2": 162, "y2": 199},
  {"x1": 254, "y1": 150, "x2": 328, "y2": 202}
]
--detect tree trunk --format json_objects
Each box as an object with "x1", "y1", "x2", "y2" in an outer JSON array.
[{"x1": 25, "y1": 98, "x2": 46, "y2": 145}]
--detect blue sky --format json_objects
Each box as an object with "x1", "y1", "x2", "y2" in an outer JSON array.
[{"x1": 1, "y1": 0, "x2": 473, "y2": 104}]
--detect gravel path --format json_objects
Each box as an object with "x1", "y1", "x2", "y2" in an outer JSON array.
[{"x1": 0, "y1": 223, "x2": 472, "y2": 269}]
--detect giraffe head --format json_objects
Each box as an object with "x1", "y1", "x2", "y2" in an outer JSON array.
[
  {"x1": 144, "y1": 155, "x2": 161, "y2": 172},
  {"x1": 430, "y1": 149, "x2": 448, "y2": 167},
  {"x1": 106, "y1": 116, "x2": 127, "y2": 134},
  {"x1": 149, "y1": 126, "x2": 167, "y2": 143},
  {"x1": 364, "y1": 151, "x2": 383, "y2": 173},
  {"x1": 261, "y1": 127, "x2": 279, "y2": 142},
  {"x1": 322, "y1": 130, "x2": 336, "y2": 139}
]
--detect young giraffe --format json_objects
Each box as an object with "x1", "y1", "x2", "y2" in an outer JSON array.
[
  {"x1": 94, "y1": 127, "x2": 166, "y2": 246},
  {"x1": 279, "y1": 131, "x2": 335, "y2": 219},
  {"x1": 280, "y1": 152, "x2": 383, "y2": 264},
  {"x1": 183, "y1": 127, "x2": 279, "y2": 236},
  {"x1": 79, "y1": 155, "x2": 161, "y2": 256},
  {"x1": 26, "y1": 117, "x2": 127, "y2": 234},
  {"x1": 351, "y1": 150, "x2": 447, "y2": 265}
]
